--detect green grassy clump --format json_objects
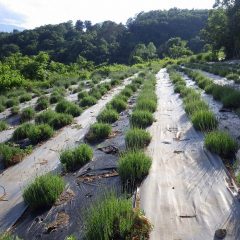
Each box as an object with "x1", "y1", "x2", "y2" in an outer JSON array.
[
  {"x1": 86, "y1": 123, "x2": 112, "y2": 143},
  {"x1": 50, "y1": 92, "x2": 63, "y2": 104},
  {"x1": 10, "y1": 106, "x2": 20, "y2": 115},
  {"x1": 0, "y1": 143, "x2": 31, "y2": 167},
  {"x1": 130, "y1": 110, "x2": 153, "y2": 129},
  {"x1": 226, "y1": 73, "x2": 240, "y2": 83},
  {"x1": 184, "y1": 100, "x2": 209, "y2": 116},
  {"x1": 60, "y1": 144, "x2": 93, "y2": 171},
  {"x1": 135, "y1": 99, "x2": 157, "y2": 113},
  {"x1": 0, "y1": 104, "x2": 5, "y2": 112},
  {"x1": 78, "y1": 91, "x2": 88, "y2": 100},
  {"x1": 12, "y1": 123, "x2": 34, "y2": 141},
  {"x1": 35, "y1": 96, "x2": 49, "y2": 111},
  {"x1": 0, "y1": 121, "x2": 8, "y2": 132},
  {"x1": 125, "y1": 128, "x2": 151, "y2": 149},
  {"x1": 118, "y1": 151, "x2": 151, "y2": 188},
  {"x1": 191, "y1": 110, "x2": 218, "y2": 132},
  {"x1": 20, "y1": 107, "x2": 36, "y2": 122},
  {"x1": 23, "y1": 174, "x2": 65, "y2": 210},
  {"x1": 56, "y1": 100, "x2": 82, "y2": 117},
  {"x1": 108, "y1": 97, "x2": 127, "y2": 113},
  {"x1": 0, "y1": 233, "x2": 22, "y2": 240},
  {"x1": 222, "y1": 91, "x2": 240, "y2": 109},
  {"x1": 28, "y1": 124, "x2": 54, "y2": 144},
  {"x1": 85, "y1": 194, "x2": 151, "y2": 240},
  {"x1": 19, "y1": 93, "x2": 32, "y2": 103},
  {"x1": 5, "y1": 98, "x2": 19, "y2": 108},
  {"x1": 97, "y1": 109, "x2": 119, "y2": 123},
  {"x1": 79, "y1": 95, "x2": 97, "y2": 107},
  {"x1": 205, "y1": 131, "x2": 238, "y2": 158}
]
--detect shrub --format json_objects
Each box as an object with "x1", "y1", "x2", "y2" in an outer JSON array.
[
  {"x1": 28, "y1": 124, "x2": 54, "y2": 144},
  {"x1": 78, "y1": 91, "x2": 88, "y2": 100},
  {"x1": 35, "y1": 96, "x2": 49, "y2": 111},
  {"x1": 191, "y1": 110, "x2": 218, "y2": 132},
  {"x1": 108, "y1": 98, "x2": 127, "y2": 113},
  {"x1": 19, "y1": 94, "x2": 32, "y2": 103},
  {"x1": 20, "y1": 107, "x2": 36, "y2": 122},
  {"x1": 12, "y1": 123, "x2": 34, "y2": 141},
  {"x1": 0, "y1": 104, "x2": 5, "y2": 112},
  {"x1": 0, "y1": 121, "x2": 8, "y2": 132},
  {"x1": 80, "y1": 96, "x2": 97, "y2": 107},
  {"x1": 23, "y1": 174, "x2": 65, "y2": 210},
  {"x1": 50, "y1": 93, "x2": 63, "y2": 104},
  {"x1": 0, "y1": 143, "x2": 30, "y2": 167},
  {"x1": 125, "y1": 128, "x2": 151, "y2": 149},
  {"x1": 222, "y1": 92, "x2": 240, "y2": 109},
  {"x1": 56, "y1": 100, "x2": 82, "y2": 117},
  {"x1": 85, "y1": 194, "x2": 151, "y2": 240},
  {"x1": 97, "y1": 109, "x2": 119, "y2": 123},
  {"x1": 205, "y1": 131, "x2": 238, "y2": 158},
  {"x1": 60, "y1": 144, "x2": 93, "y2": 171},
  {"x1": 0, "y1": 233, "x2": 22, "y2": 240},
  {"x1": 121, "y1": 88, "x2": 133, "y2": 97},
  {"x1": 10, "y1": 106, "x2": 19, "y2": 115},
  {"x1": 118, "y1": 151, "x2": 151, "y2": 188},
  {"x1": 6, "y1": 98, "x2": 19, "y2": 108},
  {"x1": 130, "y1": 110, "x2": 153, "y2": 129},
  {"x1": 86, "y1": 123, "x2": 112, "y2": 143},
  {"x1": 135, "y1": 99, "x2": 157, "y2": 113},
  {"x1": 185, "y1": 100, "x2": 209, "y2": 116}
]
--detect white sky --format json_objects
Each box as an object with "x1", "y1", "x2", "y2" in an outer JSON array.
[{"x1": 0, "y1": 0, "x2": 215, "y2": 29}]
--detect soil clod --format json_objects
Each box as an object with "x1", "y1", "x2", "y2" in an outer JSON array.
[
  {"x1": 45, "y1": 212, "x2": 69, "y2": 234},
  {"x1": 215, "y1": 229, "x2": 227, "y2": 239},
  {"x1": 97, "y1": 145, "x2": 119, "y2": 154}
]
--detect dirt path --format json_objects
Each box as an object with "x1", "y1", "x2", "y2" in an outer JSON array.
[
  {"x1": 0, "y1": 76, "x2": 132, "y2": 233},
  {"x1": 140, "y1": 69, "x2": 240, "y2": 240}
]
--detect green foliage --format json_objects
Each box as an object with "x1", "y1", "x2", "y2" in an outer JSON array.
[
  {"x1": 135, "y1": 99, "x2": 157, "y2": 113},
  {"x1": 19, "y1": 93, "x2": 32, "y2": 103},
  {"x1": 191, "y1": 110, "x2": 218, "y2": 132},
  {"x1": 11, "y1": 106, "x2": 20, "y2": 115},
  {"x1": 85, "y1": 194, "x2": 151, "y2": 240},
  {"x1": 6, "y1": 98, "x2": 19, "y2": 108},
  {"x1": 205, "y1": 131, "x2": 238, "y2": 158},
  {"x1": 118, "y1": 151, "x2": 151, "y2": 187},
  {"x1": 23, "y1": 174, "x2": 65, "y2": 210},
  {"x1": 50, "y1": 113, "x2": 73, "y2": 130},
  {"x1": 56, "y1": 100, "x2": 82, "y2": 117},
  {"x1": 60, "y1": 144, "x2": 93, "y2": 171},
  {"x1": 13, "y1": 123, "x2": 34, "y2": 141},
  {"x1": 28, "y1": 124, "x2": 54, "y2": 144},
  {"x1": 79, "y1": 96, "x2": 97, "y2": 107},
  {"x1": 108, "y1": 97, "x2": 127, "y2": 113},
  {"x1": 35, "y1": 96, "x2": 49, "y2": 111},
  {"x1": 20, "y1": 107, "x2": 36, "y2": 122},
  {"x1": 86, "y1": 123, "x2": 112, "y2": 143},
  {"x1": 0, "y1": 233, "x2": 22, "y2": 240},
  {"x1": 130, "y1": 110, "x2": 154, "y2": 129},
  {"x1": 125, "y1": 128, "x2": 151, "y2": 149},
  {"x1": 0, "y1": 121, "x2": 8, "y2": 132},
  {"x1": 97, "y1": 109, "x2": 119, "y2": 123}
]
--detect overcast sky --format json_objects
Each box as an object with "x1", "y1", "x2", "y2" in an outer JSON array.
[{"x1": 0, "y1": 0, "x2": 215, "y2": 29}]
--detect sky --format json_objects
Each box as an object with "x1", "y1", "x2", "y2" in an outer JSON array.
[{"x1": 0, "y1": 0, "x2": 215, "y2": 29}]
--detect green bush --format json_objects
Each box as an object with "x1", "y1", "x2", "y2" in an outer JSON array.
[
  {"x1": 50, "y1": 93, "x2": 63, "y2": 104},
  {"x1": 80, "y1": 96, "x2": 97, "y2": 107},
  {"x1": 118, "y1": 151, "x2": 151, "y2": 187},
  {"x1": 28, "y1": 124, "x2": 54, "y2": 144},
  {"x1": 191, "y1": 110, "x2": 218, "y2": 132},
  {"x1": 97, "y1": 109, "x2": 119, "y2": 123},
  {"x1": 56, "y1": 100, "x2": 82, "y2": 117},
  {"x1": 35, "y1": 96, "x2": 49, "y2": 111},
  {"x1": 86, "y1": 123, "x2": 112, "y2": 143},
  {"x1": 6, "y1": 98, "x2": 19, "y2": 108},
  {"x1": 108, "y1": 97, "x2": 127, "y2": 113},
  {"x1": 205, "y1": 131, "x2": 238, "y2": 158},
  {"x1": 222, "y1": 91, "x2": 240, "y2": 109},
  {"x1": 0, "y1": 121, "x2": 8, "y2": 132},
  {"x1": 60, "y1": 144, "x2": 93, "y2": 171},
  {"x1": 0, "y1": 143, "x2": 31, "y2": 167},
  {"x1": 130, "y1": 110, "x2": 153, "y2": 129},
  {"x1": 78, "y1": 91, "x2": 88, "y2": 100},
  {"x1": 85, "y1": 194, "x2": 151, "y2": 240},
  {"x1": 50, "y1": 113, "x2": 73, "y2": 129},
  {"x1": 0, "y1": 233, "x2": 22, "y2": 240},
  {"x1": 125, "y1": 128, "x2": 151, "y2": 149},
  {"x1": 11, "y1": 106, "x2": 20, "y2": 115},
  {"x1": 35, "y1": 110, "x2": 56, "y2": 124},
  {"x1": 135, "y1": 99, "x2": 157, "y2": 113},
  {"x1": 0, "y1": 104, "x2": 5, "y2": 112},
  {"x1": 20, "y1": 107, "x2": 36, "y2": 122},
  {"x1": 23, "y1": 174, "x2": 65, "y2": 210},
  {"x1": 12, "y1": 123, "x2": 34, "y2": 141},
  {"x1": 185, "y1": 100, "x2": 209, "y2": 116},
  {"x1": 19, "y1": 94, "x2": 32, "y2": 103}
]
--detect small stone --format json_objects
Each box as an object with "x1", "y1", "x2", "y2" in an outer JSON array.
[{"x1": 215, "y1": 229, "x2": 227, "y2": 239}]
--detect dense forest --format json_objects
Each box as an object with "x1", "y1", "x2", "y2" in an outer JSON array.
[{"x1": 0, "y1": 8, "x2": 208, "y2": 64}]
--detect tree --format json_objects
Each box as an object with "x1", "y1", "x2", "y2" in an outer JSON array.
[{"x1": 75, "y1": 20, "x2": 84, "y2": 32}]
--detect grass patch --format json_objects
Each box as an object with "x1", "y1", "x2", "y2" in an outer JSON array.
[
  {"x1": 0, "y1": 233, "x2": 22, "y2": 240},
  {"x1": 28, "y1": 124, "x2": 54, "y2": 144},
  {"x1": 135, "y1": 99, "x2": 157, "y2": 113},
  {"x1": 185, "y1": 100, "x2": 209, "y2": 116},
  {"x1": 6, "y1": 98, "x2": 19, "y2": 108},
  {"x1": 11, "y1": 106, "x2": 19, "y2": 115},
  {"x1": 205, "y1": 131, "x2": 238, "y2": 158},
  {"x1": 130, "y1": 110, "x2": 153, "y2": 129},
  {"x1": 0, "y1": 121, "x2": 8, "y2": 132},
  {"x1": 191, "y1": 110, "x2": 218, "y2": 132},
  {"x1": 60, "y1": 144, "x2": 93, "y2": 171},
  {"x1": 35, "y1": 96, "x2": 49, "y2": 111},
  {"x1": 108, "y1": 97, "x2": 127, "y2": 113},
  {"x1": 20, "y1": 107, "x2": 36, "y2": 122},
  {"x1": 56, "y1": 100, "x2": 82, "y2": 117},
  {"x1": 12, "y1": 123, "x2": 34, "y2": 141},
  {"x1": 85, "y1": 194, "x2": 151, "y2": 240},
  {"x1": 125, "y1": 128, "x2": 151, "y2": 149},
  {"x1": 19, "y1": 94, "x2": 32, "y2": 103},
  {"x1": 86, "y1": 123, "x2": 112, "y2": 143},
  {"x1": 97, "y1": 109, "x2": 119, "y2": 123},
  {"x1": 79, "y1": 96, "x2": 97, "y2": 107},
  {"x1": 118, "y1": 151, "x2": 151, "y2": 188},
  {"x1": 23, "y1": 174, "x2": 65, "y2": 210}
]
